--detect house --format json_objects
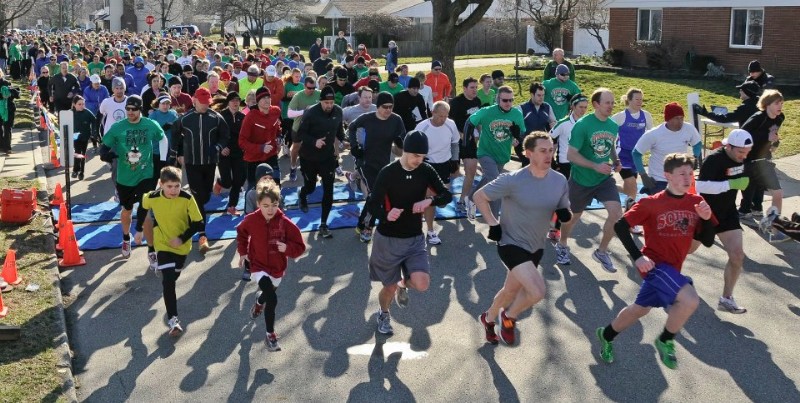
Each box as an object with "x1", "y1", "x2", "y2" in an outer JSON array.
[{"x1": 607, "y1": 0, "x2": 799, "y2": 78}]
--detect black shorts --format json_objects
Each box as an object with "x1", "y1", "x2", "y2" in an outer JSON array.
[
  {"x1": 116, "y1": 178, "x2": 155, "y2": 210},
  {"x1": 747, "y1": 159, "x2": 781, "y2": 191},
  {"x1": 619, "y1": 168, "x2": 638, "y2": 180},
  {"x1": 429, "y1": 161, "x2": 451, "y2": 184},
  {"x1": 157, "y1": 251, "x2": 188, "y2": 272},
  {"x1": 497, "y1": 244, "x2": 543, "y2": 270},
  {"x1": 714, "y1": 212, "x2": 743, "y2": 234},
  {"x1": 459, "y1": 139, "x2": 477, "y2": 160}
]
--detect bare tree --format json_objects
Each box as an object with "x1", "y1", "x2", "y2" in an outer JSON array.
[
  {"x1": 231, "y1": 0, "x2": 312, "y2": 48},
  {"x1": 430, "y1": 0, "x2": 493, "y2": 98},
  {"x1": 518, "y1": 0, "x2": 580, "y2": 53},
  {"x1": 0, "y1": 0, "x2": 35, "y2": 31},
  {"x1": 575, "y1": 0, "x2": 610, "y2": 52},
  {"x1": 353, "y1": 13, "x2": 413, "y2": 49},
  {"x1": 148, "y1": 0, "x2": 182, "y2": 30}
]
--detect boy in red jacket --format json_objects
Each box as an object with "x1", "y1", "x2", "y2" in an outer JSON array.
[
  {"x1": 239, "y1": 86, "x2": 282, "y2": 191},
  {"x1": 236, "y1": 179, "x2": 306, "y2": 351}
]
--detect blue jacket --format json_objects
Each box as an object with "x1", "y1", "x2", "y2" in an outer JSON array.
[
  {"x1": 115, "y1": 72, "x2": 135, "y2": 95},
  {"x1": 83, "y1": 85, "x2": 110, "y2": 115},
  {"x1": 126, "y1": 65, "x2": 150, "y2": 95}
]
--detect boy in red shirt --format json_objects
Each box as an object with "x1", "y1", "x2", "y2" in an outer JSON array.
[
  {"x1": 596, "y1": 153, "x2": 716, "y2": 369},
  {"x1": 236, "y1": 179, "x2": 305, "y2": 351}
]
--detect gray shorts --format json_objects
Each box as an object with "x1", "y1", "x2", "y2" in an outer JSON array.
[
  {"x1": 369, "y1": 231, "x2": 429, "y2": 285},
  {"x1": 568, "y1": 176, "x2": 619, "y2": 213},
  {"x1": 747, "y1": 159, "x2": 781, "y2": 190}
]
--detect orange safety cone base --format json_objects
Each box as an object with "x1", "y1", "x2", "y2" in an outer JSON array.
[
  {"x1": 7, "y1": 276, "x2": 22, "y2": 286},
  {"x1": 51, "y1": 183, "x2": 64, "y2": 206},
  {"x1": 0, "y1": 306, "x2": 7, "y2": 318},
  {"x1": 58, "y1": 256, "x2": 86, "y2": 268}
]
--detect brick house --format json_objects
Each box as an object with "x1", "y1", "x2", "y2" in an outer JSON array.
[{"x1": 607, "y1": 0, "x2": 799, "y2": 80}]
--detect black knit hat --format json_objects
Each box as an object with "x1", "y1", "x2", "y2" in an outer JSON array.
[
  {"x1": 376, "y1": 91, "x2": 394, "y2": 106},
  {"x1": 403, "y1": 130, "x2": 428, "y2": 154},
  {"x1": 320, "y1": 86, "x2": 335, "y2": 101},
  {"x1": 168, "y1": 76, "x2": 182, "y2": 87},
  {"x1": 125, "y1": 95, "x2": 143, "y2": 110},
  {"x1": 256, "y1": 87, "x2": 271, "y2": 102}
]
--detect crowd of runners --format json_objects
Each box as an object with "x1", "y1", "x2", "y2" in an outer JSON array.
[{"x1": 0, "y1": 29, "x2": 794, "y2": 365}]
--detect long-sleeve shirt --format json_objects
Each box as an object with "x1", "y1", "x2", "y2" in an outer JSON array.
[
  {"x1": 347, "y1": 112, "x2": 405, "y2": 169},
  {"x1": 236, "y1": 209, "x2": 306, "y2": 278},
  {"x1": 174, "y1": 109, "x2": 230, "y2": 165},
  {"x1": 297, "y1": 103, "x2": 345, "y2": 165},
  {"x1": 239, "y1": 106, "x2": 282, "y2": 162}
]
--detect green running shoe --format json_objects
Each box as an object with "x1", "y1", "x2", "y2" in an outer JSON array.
[
  {"x1": 655, "y1": 338, "x2": 677, "y2": 369},
  {"x1": 596, "y1": 327, "x2": 614, "y2": 363}
]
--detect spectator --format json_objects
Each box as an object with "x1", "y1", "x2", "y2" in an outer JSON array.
[{"x1": 543, "y1": 48, "x2": 575, "y2": 81}]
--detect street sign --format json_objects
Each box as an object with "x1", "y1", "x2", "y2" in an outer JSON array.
[{"x1": 145, "y1": 15, "x2": 155, "y2": 26}]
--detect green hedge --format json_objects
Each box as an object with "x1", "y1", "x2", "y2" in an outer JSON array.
[{"x1": 277, "y1": 26, "x2": 328, "y2": 47}]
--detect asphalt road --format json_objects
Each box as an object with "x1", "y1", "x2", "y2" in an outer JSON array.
[{"x1": 55, "y1": 144, "x2": 800, "y2": 402}]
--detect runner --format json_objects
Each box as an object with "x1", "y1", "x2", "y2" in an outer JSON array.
[
  {"x1": 240, "y1": 87, "x2": 282, "y2": 191},
  {"x1": 448, "y1": 77, "x2": 482, "y2": 213},
  {"x1": 596, "y1": 153, "x2": 716, "y2": 369},
  {"x1": 286, "y1": 76, "x2": 321, "y2": 178},
  {"x1": 542, "y1": 64, "x2": 581, "y2": 120},
  {"x1": 475, "y1": 132, "x2": 570, "y2": 346},
  {"x1": 611, "y1": 89, "x2": 654, "y2": 222},
  {"x1": 236, "y1": 179, "x2": 306, "y2": 351},
  {"x1": 554, "y1": 88, "x2": 621, "y2": 272},
  {"x1": 518, "y1": 82, "x2": 556, "y2": 166},
  {"x1": 213, "y1": 92, "x2": 247, "y2": 216},
  {"x1": 426, "y1": 61, "x2": 452, "y2": 103},
  {"x1": 366, "y1": 130, "x2": 452, "y2": 335},
  {"x1": 141, "y1": 166, "x2": 204, "y2": 337}
]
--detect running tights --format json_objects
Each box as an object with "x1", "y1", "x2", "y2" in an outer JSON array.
[
  {"x1": 256, "y1": 276, "x2": 278, "y2": 333},
  {"x1": 161, "y1": 269, "x2": 182, "y2": 318}
]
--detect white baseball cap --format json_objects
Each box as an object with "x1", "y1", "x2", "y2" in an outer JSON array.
[
  {"x1": 89, "y1": 74, "x2": 101, "y2": 84},
  {"x1": 265, "y1": 65, "x2": 278, "y2": 77},
  {"x1": 722, "y1": 129, "x2": 754, "y2": 148}
]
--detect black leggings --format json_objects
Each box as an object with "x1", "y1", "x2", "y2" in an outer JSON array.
[
  {"x1": 74, "y1": 140, "x2": 88, "y2": 173},
  {"x1": 159, "y1": 252, "x2": 187, "y2": 318},
  {"x1": 257, "y1": 276, "x2": 278, "y2": 333},
  {"x1": 299, "y1": 159, "x2": 335, "y2": 223},
  {"x1": 281, "y1": 118, "x2": 294, "y2": 147},
  {"x1": 218, "y1": 155, "x2": 247, "y2": 208},
  {"x1": 186, "y1": 164, "x2": 217, "y2": 231}
]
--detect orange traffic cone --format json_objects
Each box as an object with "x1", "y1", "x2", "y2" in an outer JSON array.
[
  {"x1": 58, "y1": 220, "x2": 86, "y2": 268},
  {"x1": 688, "y1": 177, "x2": 697, "y2": 195},
  {"x1": 0, "y1": 290, "x2": 8, "y2": 318},
  {"x1": 56, "y1": 202, "x2": 68, "y2": 233},
  {"x1": 51, "y1": 183, "x2": 64, "y2": 206},
  {"x1": 31, "y1": 187, "x2": 38, "y2": 211},
  {"x1": 1, "y1": 250, "x2": 21, "y2": 286},
  {"x1": 50, "y1": 146, "x2": 61, "y2": 168}
]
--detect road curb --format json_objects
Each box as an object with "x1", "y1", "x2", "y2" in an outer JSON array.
[{"x1": 30, "y1": 127, "x2": 79, "y2": 403}]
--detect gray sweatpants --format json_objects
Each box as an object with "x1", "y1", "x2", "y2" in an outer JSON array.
[{"x1": 472, "y1": 155, "x2": 502, "y2": 217}]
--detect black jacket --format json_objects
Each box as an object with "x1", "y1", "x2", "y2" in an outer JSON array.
[
  {"x1": 745, "y1": 71, "x2": 775, "y2": 92},
  {"x1": 309, "y1": 43, "x2": 321, "y2": 63},
  {"x1": 181, "y1": 74, "x2": 200, "y2": 96},
  {"x1": 703, "y1": 96, "x2": 759, "y2": 128},
  {"x1": 220, "y1": 108, "x2": 245, "y2": 157},
  {"x1": 298, "y1": 103, "x2": 345, "y2": 165},
  {"x1": 313, "y1": 57, "x2": 334, "y2": 77},
  {"x1": 393, "y1": 90, "x2": 429, "y2": 131},
  {"x1": 174, "y1": 109, "x2": 230, "y2": 165},
  {"x1": 49, "y1": 72, "x2": 81, "y2": 102}
]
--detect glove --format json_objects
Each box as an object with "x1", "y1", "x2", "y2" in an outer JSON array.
[
  {"x1": 99, "y1": 151, "x2": 118, "y2": 163},
  {"x1": 640, "y1": 172, "x2": 656, "y2": 190},
  {"x1": 509, "y1": 123, "x2": 521, "y2": 141},
  {"x1": 488, "y1": 224, "x2": 502, "y2": 242},
  {"x1": 555, "y1": 208, "x2": 572, "y2": 223},
  {"x1": 693, "y1": 104, "x2": 709, "y2": 116},
  {"x1": 728, "y1": 176, "x2": 750, "y2": 191}
]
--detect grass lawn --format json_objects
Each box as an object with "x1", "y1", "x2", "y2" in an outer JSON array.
[
  {"x1": 0, "y1": 177, "x2": 66, "y2": 402},
  {"x1": 445, "y1": 64, "x2": 800, "y2": 158}
]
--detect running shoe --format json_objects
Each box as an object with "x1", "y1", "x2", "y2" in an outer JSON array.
[
  {"x1": 71, "y1": 171, "x2": 78, "y2": 179},
  {"x1": 596, "y1": 327, "x2": 614, "y2": 363},
  {"x1": 498, "y1": 310, "x2": 516, "y2": 346},
  {"x1": 769, "y1": 230, "x2": 790, "y2": 243},
  {"x1": 395, "y1": 285, "x2": 409, "y2": 308},
  {"x1": 718, "y1": 296, "x2": 747, "y2": 314},
  {"x1": 198, "y1": 236, "x2": 210, "y2": 254},
  {"x1": 319, "y1": 224, "x2": 332, "y2": 238},
  {"x1": 592, "y1": 249, "x2": 616, "y2": 273},
  {"x1": 738, "y1": 211, "x2": 753, "y2": 220},
  {"x1": 360, "y1": 228, "x2": 372, "y2": 243},
  {"x1": 289, "y1": 167, "x2": 298, "y2": 182},
  {"x1": 759, "y1": 206, "x2": 779, "y2": 233},
  {"x1": 148, "y1": 252, "x2": 158, "y2": 273},
  {"x1": 78, "y1": 172, "x2": 84, "y2": 180},
  {"x1": 376, "y1": 310, "x2": 394, "y2": 335},
  {"x1": 426, "y1": 230, "x2": 442, "y2": 245},
  {"x1": 346, "y1": 171, "x2": 358, "y2": 191},
  {"x1": 654, "y1": 337, "x2": 677, "y2": 369},
  {"x1": 555, "y1": 243, "x2": 571, "y2": 265},
  {"x1": 480, "y1": 312, "x2": 499, "y2": 345},
  {"x1": 792, "y1": 212, "x2": 800, "y2": 223},
  {"x1": 121, "y1": 239, "x2": 131, "y2": 258},
  {"x1": 266, "y1": 332, "x2": 282, "y2": 351},
  {"x1": 465, "y1": 196, "x2": 476, "y2": 221},
  {"x1": 227, "y1": 206, "x2": 240, "y2": 216},
  {"x1": 456, "y1": 200, "x2": 466, "y2": 214},
  {"x1": 547, "y1": 228, "x2": 561, "y2": 244},
  {"x1": 241, "y1": 266, "x2": 251, "y2": 282},
  {"x1": 213, "y1": 180, "x2": 223, "y2": 196},
  {"x1": 281, "y1": 144, "x2": 290, "y2": 158},
  {"x1": 752, "y1": 209, "x2": 764, "y2": 219},
  {"x1": 168, "y1": 316, "x2": 183, "y2": 337},
  {"x1": 335, "y1": 166, "x2": 344, "y2": 176},
  {"x1": 625, "y1": 197, "x2": 635, "y2": 212},
  {"x1": 250, "y1": 291, "x2": 265, "y2": 319}
]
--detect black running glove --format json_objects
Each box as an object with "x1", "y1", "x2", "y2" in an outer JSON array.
[{"x1": 488, "y1": 224, "x2": 502, "y2": 242}]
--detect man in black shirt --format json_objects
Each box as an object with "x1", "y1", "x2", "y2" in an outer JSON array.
[
  {"x1": 348, "y1": 92, "x2": 406, "y2": 243},
  {"x1": 448, "y1": 77, "x2": 482, "y2": 212},
  {"x1": 366, "y1": 131, "x2": 452, "y2": 335},
  {"x1": 297, "y1": 87, "x2": 345, "y2": 238},
  {"x1": 393, "y1": 78, "x2": 429, "y2": 131}
]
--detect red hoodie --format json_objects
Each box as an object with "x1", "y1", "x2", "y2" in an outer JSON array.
[
  {"x1": 239, "y1": 105, "x2": 282, "y2": 162},
  {"x1": 236, "y1": 209, "x2": 305, "y2": 278}
]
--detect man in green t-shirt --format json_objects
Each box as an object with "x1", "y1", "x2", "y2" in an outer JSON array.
[
  {"x1": 464, "y1": 86, "x2": 526, "y2": 219},
  {"x1": 287, "y1": 76, "x2": 321, "y2": 176},
  {"x1": 100, "y1": 95, "x2": 167, "y2": 259},
  {"x1": 555, "y1": 88, "x2": 622, "y2": 273},
  {"x1": 87, "y1": 53, "x2": 105, "y2": 76},
  {"x1": 543, "y1": 64, "x2": 581, "y2": 120}
]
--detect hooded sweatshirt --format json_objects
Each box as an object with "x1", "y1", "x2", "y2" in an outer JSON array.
[{"x1": 239, "y1": 105, "x2": 282, "y2": 162}]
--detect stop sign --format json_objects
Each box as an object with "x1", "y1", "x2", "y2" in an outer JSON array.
[{"x1": 145, "y1": 15, "x2": 155, "y2": 25}]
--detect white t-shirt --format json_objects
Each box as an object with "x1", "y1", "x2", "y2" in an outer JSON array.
[
  {"x1": 233, "y1": 70, "x2": 248, "y2": 81},
  {"x1": 611, "y1": 109, "x2": 654, "y2": 129},
  {"x1": 99, "y1": 96, "x2": 128, "y2": 134},
  {"x1": 418, "y1": 85, "x2": 434, "y2": 111},
  {"x1": 414, "y1": 118, "x2": 459, "y2": 164},
  {"x1": 177, "y1": 56, "x2": 193, "y2": 66},
  {"x1": 634, "y1": 122, "x2": 701, "y2": 181},
  {"x1": 550, "y1": 113, "x2": 578, "y2": 163}
]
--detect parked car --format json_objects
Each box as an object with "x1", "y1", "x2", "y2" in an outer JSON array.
[{"x1": 167, "y1": 25, "x2": 201, "y2": 37}]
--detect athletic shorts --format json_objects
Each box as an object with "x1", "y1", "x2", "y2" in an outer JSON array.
[
  {"x1": 251, "y1": 270, "x2": 283, "y2": 287},
  {"x1": 368, "y1": 231, "x2": 429, "y2": 286},
  {"x1": 747, "y1": 159, "x2": 781, "y2": 191},
  {"x1": 460, "y1": 138, "x2": 477, "y2": 160},
  {"x1": 643, "y1": 181, "x2": 668, "y2": 196},
  {"x1": 568, "y1": 176, "x2": 619, "y2": 214},
  {"x1": 156, "y1": 251, "x2": 187, "y2": 272},
  {"x1": 619, "y1": 168, "x2": 638, "y2": 180},
  {"x1": 429, "y1": 161, "x2": 451, "y2": 184},
  {"x1": 116, "y1": 178, "x2": 155, "y2": 210},
  {"x1": 634, "y1": 263, "x2": 690, "y2": 308},
  {"x1": 497, "y1": 244, "x2": 543, "y2": 270}
]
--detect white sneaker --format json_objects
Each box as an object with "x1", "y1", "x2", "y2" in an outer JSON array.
[
  {"x1": 148, "y1": 252, "x2": 158, "y2": 273},
  {"x1": 465, "y1": 196, "x2": 476, "y2": 221},
  {"x1": 426, "y1": 230, "x2": 442, "y2": 245},
  {"x1": 168, "y1": 316, "x2": 184, "y2": 336},
  {"x1": 555, "y1": 243, "x2": 571, "y2": 265},
  {"x1": 121, "y1": 240, "x2": 131, "y2": 258},
  {"x1": 718, "y1": 296, "x2": 747, "y2": 314}
]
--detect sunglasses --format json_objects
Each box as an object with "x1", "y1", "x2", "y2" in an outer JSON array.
[
  {"x1": 125, "y1": 107, "x2": 140, "y2": 111},
  {"x1": 379, "y1": 104, "x2": 393, "y2": 109},
  {"x1": 558, "y1": 73, "x2": 569, "y2": 77},
  {"x1": 305, "y1": 86, "x2": 316, "y2": 90},
  {"x1": 499, "y1": 98, "x2": 514, "y2": 103},
  {"x1": 433, "y1": 68, "x2": 442, "y2": 71}
]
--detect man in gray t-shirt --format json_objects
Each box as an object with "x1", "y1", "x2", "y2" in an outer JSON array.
[{"x1": 472, "y1": 132, "x2": 571, "y2": 346}]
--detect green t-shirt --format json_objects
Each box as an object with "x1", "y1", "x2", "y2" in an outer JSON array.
[
  {"x1": 379, "y1": 81, "x2": 405, "y2": 97},
  {"x1": 543, "y1": 78, "x2": 581, "y2": 120},
  {"x1": 288, "y1": 89, "x2": 321, "y2": 132},
  {"x1": 477, "y1": 88, "x2": 496, "y2": 107},
  {"x1": 568, "y1": 113, "x2": 619, "y2": 187},
  {"x1": 87, "y1": 62, "x2": 105, "y2": 76},
  {"x1": 470, "y1": 105, "x2": 526, "y2": 165},
  {"x1": 47, "y1": 63, "x2": 61, "y2": 75},
  {"x1": 355, "y1": 66, "x2": 369, "y2": 78},
  {"x1": 102, "y1": 118, "x2": 165, "y2": 186},
  {"x1": 282, "y1": 81, "x2": 305, "y2": 119}
]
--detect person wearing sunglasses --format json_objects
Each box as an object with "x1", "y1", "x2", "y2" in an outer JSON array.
[
  {"x1": 425, "y1": 60, "x2": 452, "y2": 103},
  {"x1": 286, "y1": 76, "x2": 321, "y2": 180}
]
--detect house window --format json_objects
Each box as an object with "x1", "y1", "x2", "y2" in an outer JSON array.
[
  {"x1": 730, "y1": 8, "x2": 763, "y2": 48},
  {"x1": 637, "y1": 9, "x2": 662, "y2": 42}
]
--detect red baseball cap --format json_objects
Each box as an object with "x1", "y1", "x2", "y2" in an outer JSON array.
[
  {"x1": 220, "y1": 71, "x2": 231, "y2": 81},
  {"x1": 195, "y1": 88, "x2": 212, "y2": 105},
  {"x1": 320, "y1": 47, "x2": 329, "y2": 53}
]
